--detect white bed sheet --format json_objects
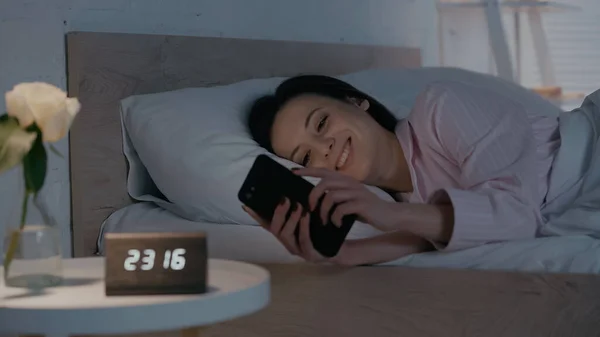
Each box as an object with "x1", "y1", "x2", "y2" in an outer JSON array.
[
  {"x1": 98, "y1": 202, "x2": 302, "y2": 264},
  {"x1": 99, "y1": 202, "x2": 600, "y2": 274}
]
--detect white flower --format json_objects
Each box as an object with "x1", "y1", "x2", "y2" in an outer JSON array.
[{"x1": 5, "y1": 82, "x2": 81, "y2": 142}]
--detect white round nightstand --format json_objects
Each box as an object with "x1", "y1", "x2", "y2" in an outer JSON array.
[{"x1": 0, "y1": 257, "x2": 270, "y2": 337}]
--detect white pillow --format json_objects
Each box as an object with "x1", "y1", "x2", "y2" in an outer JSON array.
[{"x1": 120, "y1": 67, "x2": 562, "y2": 225}]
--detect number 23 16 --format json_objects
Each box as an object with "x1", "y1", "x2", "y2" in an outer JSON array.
[{"x1": 124, "y1": 248, "x2": 186, "y2": 271}]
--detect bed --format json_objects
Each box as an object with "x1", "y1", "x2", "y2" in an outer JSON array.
[{"x1": 66, "y1": 32, "x2": 600, "y2": 336}]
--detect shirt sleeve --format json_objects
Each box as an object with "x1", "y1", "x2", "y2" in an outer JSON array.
[{"x1": 410, "y1": 81, "x2": 543, "y2": 251}]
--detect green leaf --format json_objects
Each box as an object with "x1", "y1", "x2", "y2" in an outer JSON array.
[
  {"x1": 22, "y1": 129, "x2": 47, "y2": 194},
  {"x1": 0, "y1": 115, "x2": 36, "y2": 174}
]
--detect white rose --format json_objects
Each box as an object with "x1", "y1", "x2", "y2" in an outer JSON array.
[{"x1": 5, "y1": 82, "x2": 81, "y2": 142}]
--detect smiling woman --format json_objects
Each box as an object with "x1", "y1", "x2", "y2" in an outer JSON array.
[{"x1": 245, "y1": 75, "x2": 566, "y2": 266}]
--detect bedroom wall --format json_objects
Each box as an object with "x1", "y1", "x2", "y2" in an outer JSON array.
[
  {"x1": 0, "y1": 0, "x2": 440, "y2": 258},
  {"x1": 519, "y1": 0, "x2": 600, "y2": 110},
  {"x1": 438, "y1": 1, "x2": 600, "y2": 111}
]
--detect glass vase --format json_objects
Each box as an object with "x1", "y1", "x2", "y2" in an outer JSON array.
[
  {"x1": 3, "y1": 224, "x2": 62, "y2": 288},
  {"x1": 2, "y1": 165, "x2": 62, "y2": 288}
]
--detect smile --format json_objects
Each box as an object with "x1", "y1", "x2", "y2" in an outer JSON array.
[{"x1": 336, "y1": 137, "x2": 352, "y2": 170}]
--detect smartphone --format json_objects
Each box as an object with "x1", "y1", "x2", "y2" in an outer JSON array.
[{"x1": 238, "y1": 154, "x2": 356, "y2": 257}]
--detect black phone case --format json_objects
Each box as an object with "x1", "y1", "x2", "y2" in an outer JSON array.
[{"x1": 238, "y1": 154, "x2": 356, "y2": 257}]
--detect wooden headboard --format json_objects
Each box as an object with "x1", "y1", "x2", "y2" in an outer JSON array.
[{"x1": 66, "y1": 31, "x2": 421, "y2": 257}]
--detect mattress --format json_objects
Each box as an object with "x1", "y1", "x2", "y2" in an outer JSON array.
[{"x1": 99, "y1": 202, "x2": 600, "y2": 274}]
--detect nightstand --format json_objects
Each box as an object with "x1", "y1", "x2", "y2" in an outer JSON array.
[{"x1": 0, "y1": 257, "x2": 270, "y2": 337}]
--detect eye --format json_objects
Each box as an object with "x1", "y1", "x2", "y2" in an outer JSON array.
[
  {"x1": 301, "y1": 150, "x2": 311, "y2": 166},
  {"x1": 317, "y1": 115, "x2": 328, "y2": 132}
]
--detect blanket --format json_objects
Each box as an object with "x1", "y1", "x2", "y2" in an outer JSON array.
[{"x1": 540, "y1": 89, "x2": 600, "y2": 238}]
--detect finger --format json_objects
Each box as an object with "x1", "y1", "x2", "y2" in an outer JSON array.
[
  {"x1": 331, "y1": 201, "x2": 361, "y2": 228},
  {"x1": 270, "y1": 197, "x2": 290, "y2": 235},
  {"x1": 309, "y1": 178, "x2": 355, "y2": 211},
  {"x1": 298, "y1": 212, "x2": 315, "y2": 258},
  {"x1": 279, "y1": 203, "x2": 303, "y2": 255},
  {"x1": 292, "y1": 167, "x2": 335, "y2": 178},
  {"x1": 319, "y1": 189, "x2": 358, "y2": 225},
  {"x1": 242, "y1": 205, "x2": 269, "y2": 228}
]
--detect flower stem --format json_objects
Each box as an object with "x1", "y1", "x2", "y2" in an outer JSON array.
[
  {"x1": 20, "y1": 192, "x2": 29, "y2": 229},
  {"x1": 3, "y1": 191, "x2": 29, "y2": 275}
]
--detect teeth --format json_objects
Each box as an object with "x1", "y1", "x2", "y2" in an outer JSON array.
[{"x1": 336, "y1": 142, "x2": 350, "y2": 169}]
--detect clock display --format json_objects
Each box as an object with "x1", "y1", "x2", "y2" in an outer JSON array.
[{"x1": 123, "y1": 248, "x2": 186, "y2": 271}]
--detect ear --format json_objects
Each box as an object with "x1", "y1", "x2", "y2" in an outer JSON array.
[
  {"x1": 347, "y1": 97, "x2": 371, "y2": 111},
  {"x1": 359, "y1": 98, "x2": 370, "y2": 111}
]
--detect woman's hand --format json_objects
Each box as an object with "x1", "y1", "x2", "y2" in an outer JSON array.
[
  {"x1": 242, "y1": 198, "x2": 330, "y2": 264},
  {"x1": 293, "y1": 167, "x2": 398, "y2": 232}
]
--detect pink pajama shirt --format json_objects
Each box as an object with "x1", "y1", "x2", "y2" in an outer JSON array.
[{"x1": 395, "y1": 81, "x2": 561, "y2": 251}]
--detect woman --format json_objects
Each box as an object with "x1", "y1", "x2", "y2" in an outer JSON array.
[{"x1": 242, "y1": 75, "x2": 561, "y2": 266}]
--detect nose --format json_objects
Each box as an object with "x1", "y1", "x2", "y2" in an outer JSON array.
[
  {"x1": 310, "y1": 137, "x2": 336, "y2": 170},
  {"x1": 323, "y1": 138, "x2": 335, "y2": 159}
]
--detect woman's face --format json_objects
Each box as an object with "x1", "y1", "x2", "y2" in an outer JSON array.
[{"x1": 270, "y1": 94, "x2": 386, "y2": 182}]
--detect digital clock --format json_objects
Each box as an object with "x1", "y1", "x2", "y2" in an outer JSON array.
[{"x1": 104, "y1": 232, "x2": 207, "y2": 296}]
